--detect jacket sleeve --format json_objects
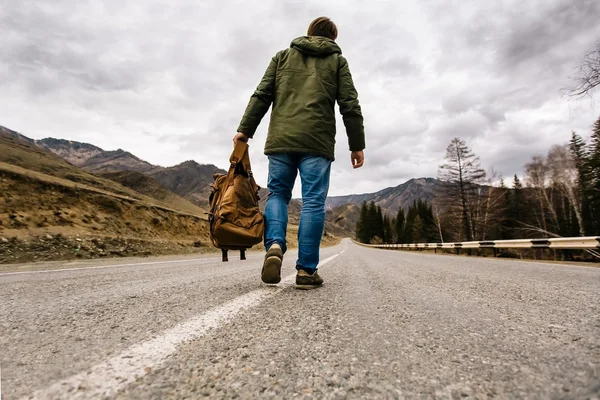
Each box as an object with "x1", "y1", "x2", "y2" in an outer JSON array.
[
  {"x1": 236, "y1": 53, "x2": 279, "y2": 138},
  {"x1": 337, "y1": 56, "x2": 365, "y2": 151}
]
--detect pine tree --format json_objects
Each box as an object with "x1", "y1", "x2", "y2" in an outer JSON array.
[
  {"x1": 395, "y1": 207, "x2": 406, "y2": 244},
  {"x1": 404, "y1": 201, "x2": 417, "y2": 243},
  {"x1": 513, "y1": 174, "x2": 523, "y2": 190},
  {"x1": 367, "y1": 201, "x2": 379, "y2": 243},
  {"x1": 587, "y1": 116, "x2": 600, "y2": 231},
  {"x1": 590, "y1": 118, "x2": 600, "y2": 181},
  {"x1": 356, "y1": 201, "x2": 369, "y2": 243},
  {"x1": 496, "y1": 178, "x2": 510, "y2": 239},
  {"x1": 570, "y1": 131, "x2": 592, "y2": 233},
  {"x1": 571, "y1": 132, "x2": 589, "y2": 175},
  {"x1": 377, "y1": 206, "x2": 385, "y2": 241},
  {"x1": 383, "y1": 215, "x2": 392, "y2": 243},
  {"x1": 417, "y1": 199, "x2": 437, "y2": 242},
  {"x1": 412, "y1": 215, "x2": 424, "y2": 243},
  {"x1": 504, "y1": 174, "x2": 526, "y2": 238}
]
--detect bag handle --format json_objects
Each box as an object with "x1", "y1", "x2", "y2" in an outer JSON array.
[
  {"x1": 223, "y1": 141, "x2": 253, "y2": 190},
  {"x1": 230, "y1": 141, "x2": 247, "y2": 166},
  {"x1": 229, "y1": 141, "x2": 253, "y2": 176}
]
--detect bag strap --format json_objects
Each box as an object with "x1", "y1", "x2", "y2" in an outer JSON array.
[{"x1": 241, "y1": 146, "x2": 252, "y2": 176}]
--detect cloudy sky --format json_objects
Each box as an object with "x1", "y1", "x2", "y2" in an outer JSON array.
[{"x1": 1, "y1": 0, "x2": 599, "y2": 197}]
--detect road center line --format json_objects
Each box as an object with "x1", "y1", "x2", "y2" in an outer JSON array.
[{"x1": 26, "y1": 251, "x2": 341, "y2": 400}]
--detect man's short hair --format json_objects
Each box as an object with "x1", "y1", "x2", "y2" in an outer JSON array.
[{"x1": 307, "y1": 17, "x2": 338, "y2": 40}]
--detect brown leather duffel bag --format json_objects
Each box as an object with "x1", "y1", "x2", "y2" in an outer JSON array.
[{"x1": 208, "y1": 142, "x2": 264, "y2": 261}]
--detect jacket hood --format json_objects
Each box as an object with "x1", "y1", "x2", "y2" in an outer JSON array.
[{"x1": 290, "y1": 36, "x2": 342, "y2": 57}]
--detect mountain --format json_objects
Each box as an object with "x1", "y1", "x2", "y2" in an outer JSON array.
[
  {"x1": 39, "y1": 136, "x2": 224, "y2": 207},
  {"x1": 0, "y1": 126, "x2": 207, "y2": 216},
  {"x1": 326, "y1": 177, "x2": 441, "y2": 216},
  {"x1": 100, "y1": 171, "x2": 206, "y2": 216},
  {"x1": 149, "y1": 161, "x2": 226, "y2": 208},
  {"x1": 1, "y1": 125, "x2": 37, "y2": 146},
  {"x1": 36, "y1": 138, "x2": 104, "y2": 167},
  {"x1": 81, "y1": 149, "x2": 160, "y2": 174},
  {"x1": 39, "y1": 138, "x2": 160, "y2": 174},
  {"x1": 0, "y1": 126, "x2": 213, "y2": 263}
]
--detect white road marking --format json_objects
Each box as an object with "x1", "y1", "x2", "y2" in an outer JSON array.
[
  {"x1": 0, "y1": 257, "x2": 222, "y2": 277},
  {"x1": 26, "y1": 250, "x2": 341, "y2": 400},
  {"x1": 318, "y1": 253, "x2": 340, "y2": 266},
  {"x1": 339, "y1": 239, "x2": 350, "y2": 255}
]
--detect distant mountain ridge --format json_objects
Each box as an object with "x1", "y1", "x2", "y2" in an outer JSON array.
[
  {"x1": 36, "y1": 138, "x2": 104, "y2": 167},
  {"x1": 326, "y1": 177, "x2": 442, "y2": 216},
  {"x1": 36, "y1": 133, "x2": 225, "y2": 208},
  {"x1": 38, "y1": 138, "x2": 162, "y2": 174}
]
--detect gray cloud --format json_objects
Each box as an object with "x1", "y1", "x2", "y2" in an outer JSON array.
[
  {"x1": 499, "y1": 0, "x2": 600, "y2": 68},
  {"x1": 1, "y1": 0, "x2": 599, "y2": 197}
]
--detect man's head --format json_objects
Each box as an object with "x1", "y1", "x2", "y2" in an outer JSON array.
[{"x1": 307, "y1": 17, "x2": 338, "y2": 40}]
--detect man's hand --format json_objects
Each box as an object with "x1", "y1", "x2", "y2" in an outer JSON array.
[
  {"x1": 233, "y1": 132, "x2": 249, "y2": 146},
  {"x1": 351, "y1": 150, "x2": 364, "y2": 169}
]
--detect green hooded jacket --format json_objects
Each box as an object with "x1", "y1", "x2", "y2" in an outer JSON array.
[{"x1": 237, "y1": 36, "x2": 365, "y2": 161}]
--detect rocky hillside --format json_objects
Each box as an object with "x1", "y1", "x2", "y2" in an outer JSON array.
[
  {"x1": 325, "y1": 203, "x2": 361, "y2": 237},
  {"x1": 81, "y1": 149, "x2": 160, "y2": 174},
  {"x1": 38, "y1": 138, "x2": 160, "y2": 174},
  {"x1": 100, "y1": 171, "x2": 206, "y2": 216},
  {"x1": 326, "y1": 178, "x2": 441, "y2": 216},
  {"x1": 0, "y1": 126, "x2": 213, "y2": 263},
  {"x1": 36, "y1": 138, "x2": 104, "y2": 167}
]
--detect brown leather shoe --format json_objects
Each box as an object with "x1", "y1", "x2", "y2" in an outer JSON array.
[{"x1": 295, "y1": 269, "x2": 323, "y2": 290}]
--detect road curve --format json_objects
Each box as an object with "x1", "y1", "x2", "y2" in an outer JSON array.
[{"x1": 1, "y1": 239, "x2": 599, "y2": 399}]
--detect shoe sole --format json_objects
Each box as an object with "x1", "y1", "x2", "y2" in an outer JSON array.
[
  {"x1": 261, "y1": 256, "x2": 282, "y2": 284},
  {"x1": 295, "y1": 284, "x2": 323, "y2": 290}
]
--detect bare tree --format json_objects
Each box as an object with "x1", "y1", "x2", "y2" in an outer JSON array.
[
  {"x1": 432, "y1": 202, "x2": 445, "y2": 243},
  {"x1": 568, "y1": 42, "x2": 600, "y2": 98},
  {"x1": 473, "y1": 169, "x2": 507, "y2": 240},
  {"x1": 437, "y1": 138, "x2": 486, "y2": 241},
  {"x1": 525, "y1": 156, "x2": 559, "y2": 234},
  {"x1": 524, "y1": 146, "x2": 585, "y2": 237},
  {"x1": 547, "y1": 145, "x2": 585, "y2": 236}
]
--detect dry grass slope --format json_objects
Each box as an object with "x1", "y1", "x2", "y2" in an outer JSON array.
[
  {"x1": 101, "y1": 170, "x2": 207, "y2": 217},
  {"x1": 0, "y1": 128, "x2": 214, "y2": 263}
]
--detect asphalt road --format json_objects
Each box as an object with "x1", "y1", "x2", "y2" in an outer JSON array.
[{"x1": 1, "y1": 239, "x2": 599, "y2": 399}]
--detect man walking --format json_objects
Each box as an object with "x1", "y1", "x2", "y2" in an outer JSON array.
[{"x1": 234, "y1": 17, "x2": 365, "y2": 289}]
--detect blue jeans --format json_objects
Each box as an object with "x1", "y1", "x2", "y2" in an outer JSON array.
[{"x1": 264, "y1": 153, "x2": 332, "y2": 272}]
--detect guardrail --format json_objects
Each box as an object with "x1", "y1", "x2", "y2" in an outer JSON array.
[{"x1": 359, "y1": 237, "x2": 600, "y2": 251}]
